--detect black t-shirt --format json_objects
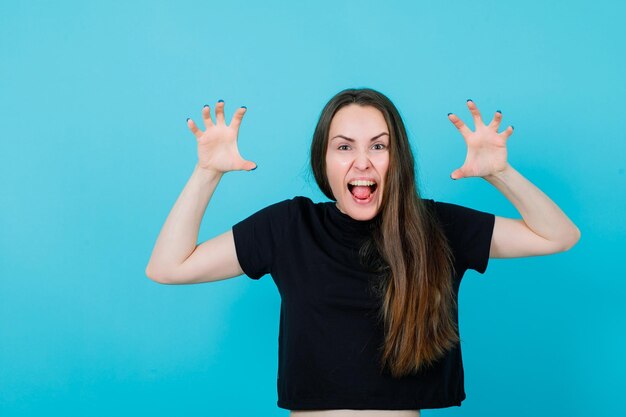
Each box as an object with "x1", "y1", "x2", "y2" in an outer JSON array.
[{"x1": 232, "y1": 196, "x2": 495, "y2": 411}]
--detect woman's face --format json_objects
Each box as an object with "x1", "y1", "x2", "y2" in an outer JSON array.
[{"x1": 326, "y1": 104, "x2": 390, "y2": 221}]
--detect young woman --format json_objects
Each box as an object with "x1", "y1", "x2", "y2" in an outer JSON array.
[{"x1": 146, "y1": 88, "x2": 581, "y2": 417}]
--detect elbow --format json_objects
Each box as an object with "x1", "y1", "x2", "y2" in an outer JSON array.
[
  {"x1": 145, "y1": 265, "x2": 161, "y2": 283},
  {"x1": 145, "y1": 266, "x2": 173, "y2": 285},
  {"x1": 561, "y1": 227, "x2": 582, "y2": 252}
]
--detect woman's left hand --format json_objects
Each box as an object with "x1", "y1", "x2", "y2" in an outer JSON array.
[{"x1": 447, "y1": 100, "x2": 514, "y2": 179}]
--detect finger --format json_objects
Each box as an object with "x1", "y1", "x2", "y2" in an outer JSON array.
[
  {"x1": 187, "y1": 118, "x2": 203, "y2": 138},
  {"x1": 229, "y1": 106, "x2": 247, "y2": 130},
  {"x1": 447, "y1": 113, "x2": 472, "y2": 138},
  {"x1": 215, "y1": 100, "x2": 226, "y2": 124},
  {"x1": 450, "y1": 167, "x2": 465, "y2": 180},
  {"x1": 202, "y1": 104, "x2": 214, "y2": 129},
  {"x1": 240, "y1": 159, "x2": 258, "y2": 171},
  {"x1": 466, "y1": 99, "x2": 484, "y2": 127},
  {"x1": 501, "y1": 125, "x2": 514, "y2": 140},
  {"x1": 488, "y1": 110, "x2": 503, "y2": 130}
]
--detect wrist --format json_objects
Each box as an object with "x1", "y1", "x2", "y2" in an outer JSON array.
[
  {"x1": 484, "y1": 163, "x2": 514, "y2": 182},
  {"x1": 193, "y1": 164, "x2": 224, "y2": 183}
]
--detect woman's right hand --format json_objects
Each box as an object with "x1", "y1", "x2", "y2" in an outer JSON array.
[{"x1": 187, "y1": 101, "x2": 257, "y2": 174}]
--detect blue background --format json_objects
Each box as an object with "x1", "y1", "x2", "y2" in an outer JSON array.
[{"x1": 1, "y1": 1, "x2": 624, "y2": 416}]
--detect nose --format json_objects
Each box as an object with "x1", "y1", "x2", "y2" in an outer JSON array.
[{"x1": 353, "y1": 150, "x2": 372, "y2": 171}]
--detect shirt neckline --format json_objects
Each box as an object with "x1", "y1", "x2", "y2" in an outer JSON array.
[{"x1": 325, "y1": 201, "x2": 380, "y2": 238}]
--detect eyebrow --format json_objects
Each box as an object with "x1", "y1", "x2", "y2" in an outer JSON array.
[{"x1": 330, "y1": 132, "x2": 389, "y2": 142}]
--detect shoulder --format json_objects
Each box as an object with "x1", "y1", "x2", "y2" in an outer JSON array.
[
  {"x1": 423, "y1": 198, "x2": 493, "y2": 225},
  {"x1": 421, "y1": 197, "x2": 459, "y2": 218},
  {"x1": 238, "y1": 196, "x2": 320, "y2": 223},
  {"x1": 250, "y1": 195, "x2": 311, "y2": 212},
  {"x1": 268, "y1": 196, "x2": 316, "y2": 214},
  {"x1": 421, "y1": 198, "x2": 454, "y2": 227},
  {"x1": 274, "y1": 195, "x2": 332, "y2": 213},
  {"x1": 422, "y1": 198, "x2": 495, "y2": 274},
  {"x1": 421, "y1": 197, "x2": 496, "y2": 247}
]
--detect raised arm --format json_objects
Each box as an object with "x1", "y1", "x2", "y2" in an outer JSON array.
[
  {"x1": 447, "y1": 100, "x2": 581, "y2": 258},
  {"x1": 145, "y1": 101, "x2": 256, "y2": 284}
]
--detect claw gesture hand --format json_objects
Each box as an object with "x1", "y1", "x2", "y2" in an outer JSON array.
[
  {"x1": 187, "y1": 101, "x2": 257, "y2": 174},
  {"x1": 447, "y1": 100, "x2": 514, "y2": 180}
]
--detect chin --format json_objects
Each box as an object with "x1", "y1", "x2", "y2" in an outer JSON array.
[{"x1": 337, "y1": 190, "x2": 383, "y2": 221}]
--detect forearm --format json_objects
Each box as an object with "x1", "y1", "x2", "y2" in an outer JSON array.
[
  {"x1": 484, "y1": 163, "x2": 581, "y2": 246},
  {"x1": 146, "y1": 164, "x2": 223, "y2": 277}
]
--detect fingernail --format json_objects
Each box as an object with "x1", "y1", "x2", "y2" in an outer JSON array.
[
  {"x1": 496, "y1": 110, "x2": 501, "y2": 114},
  {"x1": 203, "y1": 104, "x2": 209, "y2": 108},
  {"x1": 447, "y1": 112, "x2": 452, "y2": 116},
  {"x1": 512, "y1": 126, "x2": 515, "y2": 130},
  {"x1": 218, "y1": 99, "x2": 224, "y2": 103},
  {"x1": 251, "y1": 165, "x2": 258, "y2": 171},
  {"x1": 467, "y1": 98, "x2": 473, "y2": 102},
  {"x1": 186, "y1": 117, "x2": 190, "y2": 122},
  {"x1": 241, "y1": 106, "x2": 247, "y2": 109}
]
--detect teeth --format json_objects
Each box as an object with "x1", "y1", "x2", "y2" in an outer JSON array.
[{"x1": 348, "y1": 180, "x2": 376, "y2": 186}]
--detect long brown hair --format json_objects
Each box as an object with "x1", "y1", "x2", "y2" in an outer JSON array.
[{"x1": 310, "y1": 88, "x2": 459, "y2": 378}]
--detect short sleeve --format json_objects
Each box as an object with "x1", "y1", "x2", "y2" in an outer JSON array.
[
  {"x1": 232, "y1": 199, "x2": 292, "y2": 280},
  {"x1": 430, "y1": 200, "x2": 496, "y2": 274}
]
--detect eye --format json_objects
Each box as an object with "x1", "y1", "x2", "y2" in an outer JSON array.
[
  {"x1": 372, "y1": 143, "x2": 387, "y2": 150},
  {"x1": 338, "y1": 144, "x2": 351, "y2": 151}
]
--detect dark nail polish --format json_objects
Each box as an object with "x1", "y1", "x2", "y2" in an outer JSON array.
[
  {"x1": 447, "y1": 112, "x2": 452, "y2": 116},
  {"x1": 496, "y1": 110, "x2": 502, "y2": 114},
  {"x1": 218, "y1": 99, "x2": 224, "y2": 103},
  {"x1": 186, "y1": 117, "x2": 190, "y2": 122},
  {"x1": 203, "y1": 104, "x2": 209, "y2": 108},
  {"x1": 241, "y1": 106, "x2": 247, "y2": 109},
  {"x1": 467, "y1": 99, "x2": 473, "y2": 102},
  {"x1": 512, "y1": 126, "x2": 515, "y2": 130},
  {"x1": 251, "y1": 165, "x2": 258, "y2": 171}
]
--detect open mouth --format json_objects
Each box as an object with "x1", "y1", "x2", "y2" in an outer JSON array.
[{"x1": 347, "y1": 180, "x2": 378, "y2": 202}]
